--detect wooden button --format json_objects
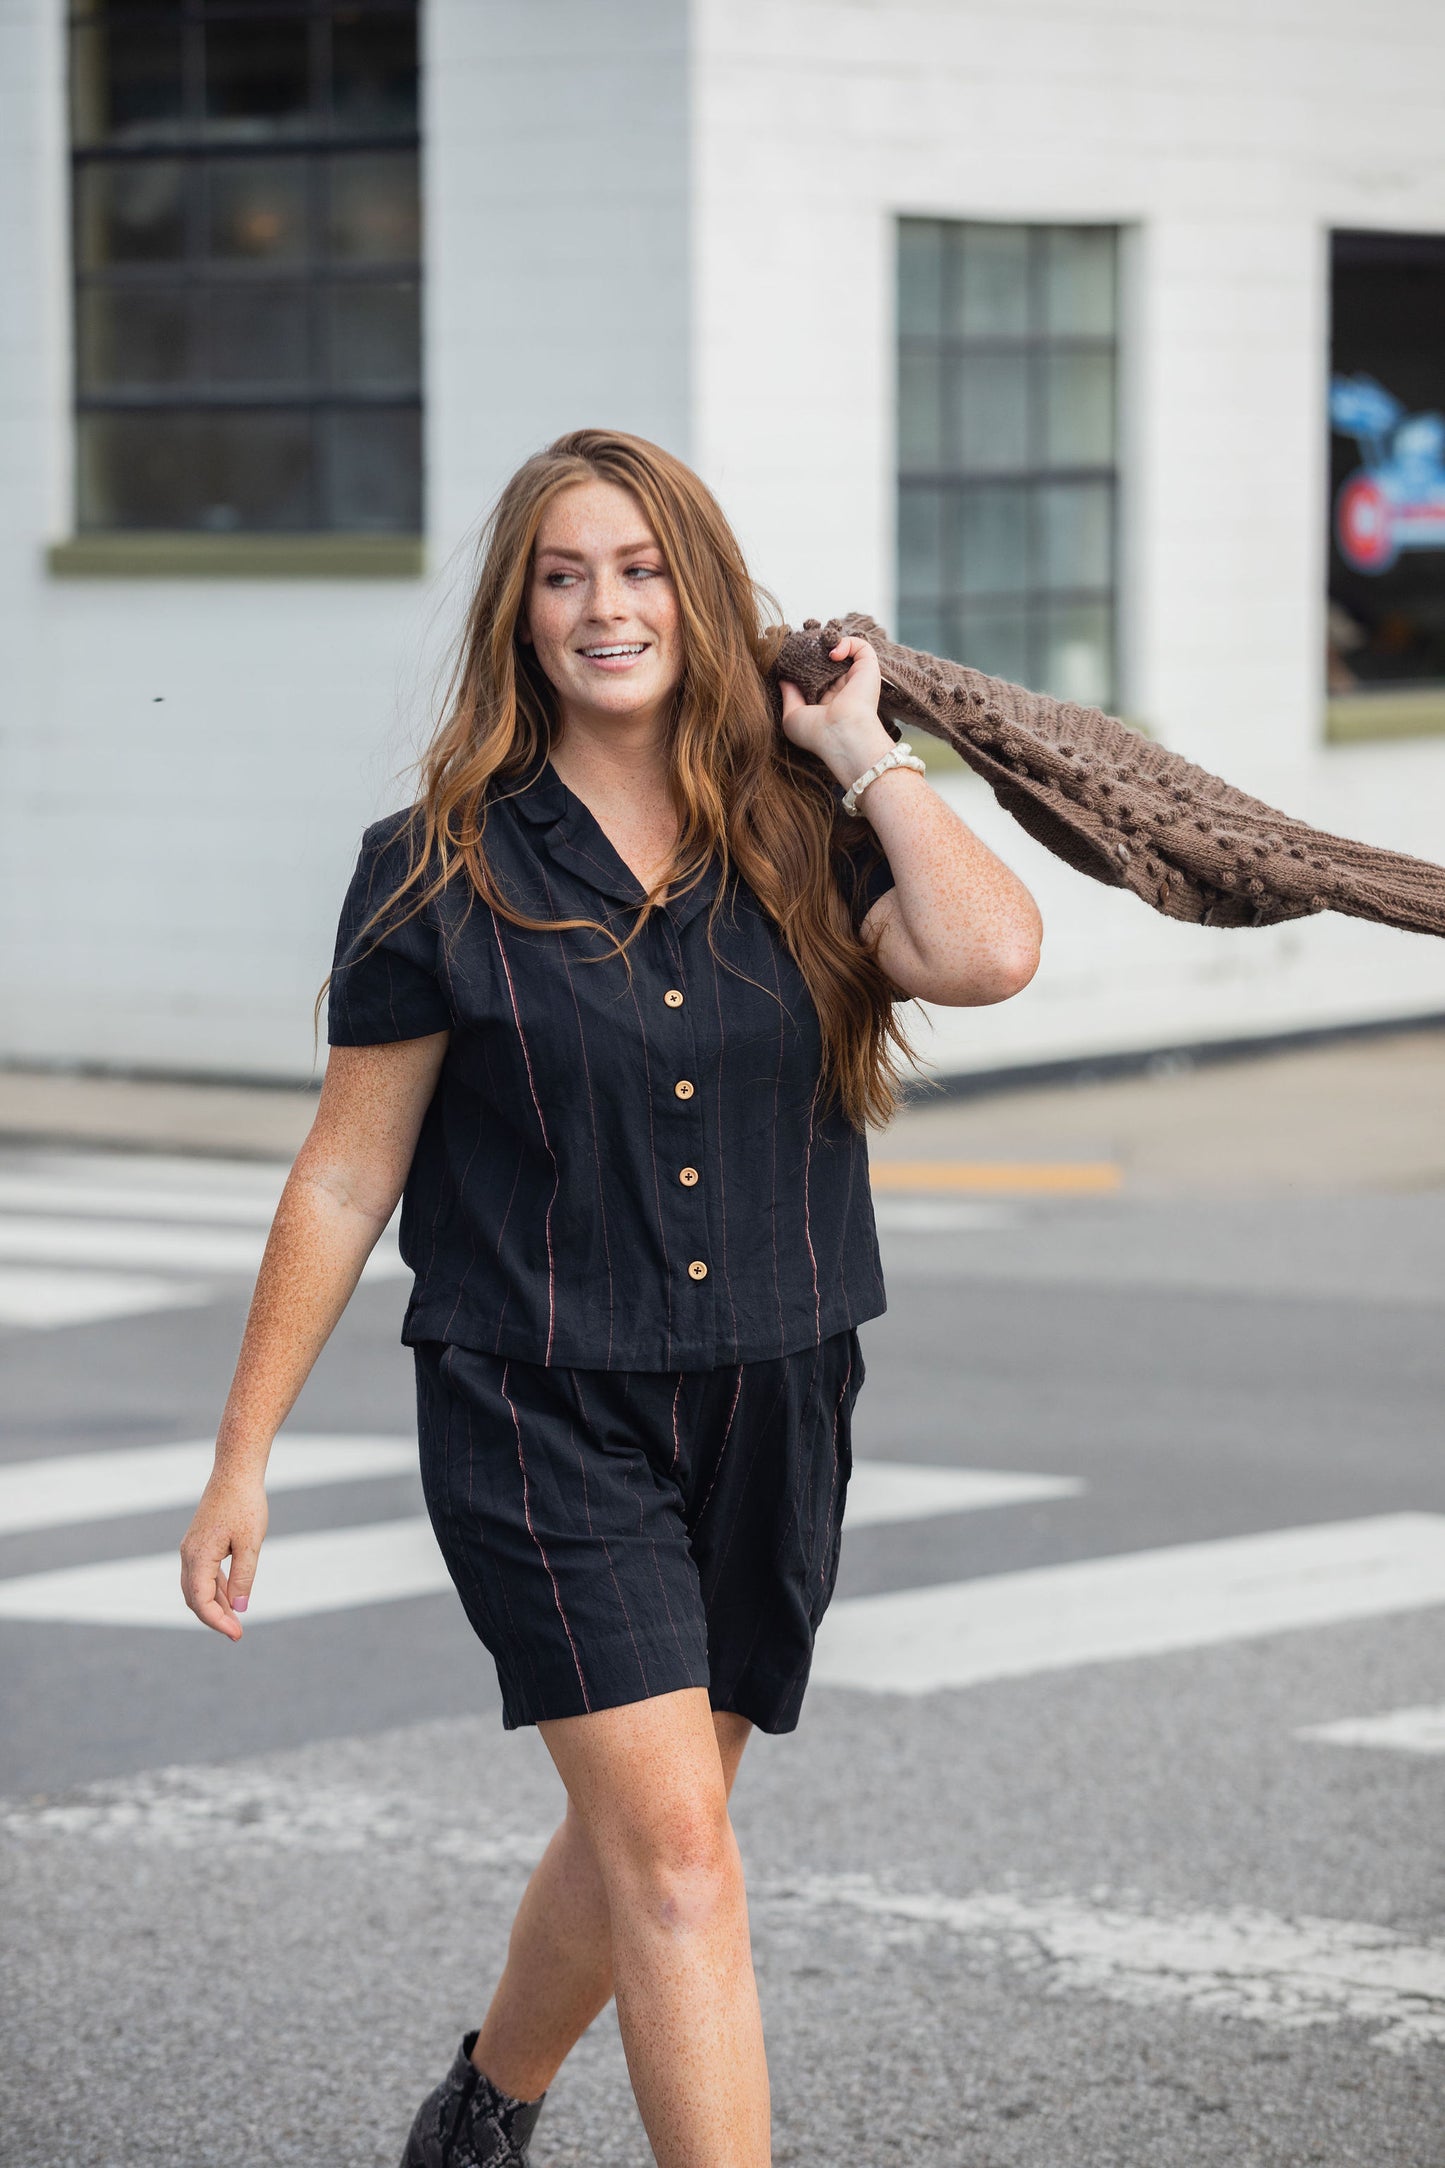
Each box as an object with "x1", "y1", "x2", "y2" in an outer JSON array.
[
  {"x1": 687, "y1": 1259, "x2": 708, "y2": 1281},
  {"x1": 664, "y1": 988, "x2": 684, "y2": 1008},
  {"x1": 679, "y1": 1166, "x2": 699, "y2": 1187},
  {"x1": 673, "y1": 1079, "x2": 695, "y2": 1101}
]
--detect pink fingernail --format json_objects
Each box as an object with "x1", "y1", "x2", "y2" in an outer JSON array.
[{"x1": 232, "y1": 1595, "x2": 248, "y2": 1613}]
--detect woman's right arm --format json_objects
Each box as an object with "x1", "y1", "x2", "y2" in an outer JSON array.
[{"x1": 179, "y1": 1032, "x2": 450, "y2": 1640}]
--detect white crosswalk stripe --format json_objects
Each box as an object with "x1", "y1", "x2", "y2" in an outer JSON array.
[
  {"x1": 0, "y1": 1437, "x2": 419, "y2": 1537},
  {"x1": 1297, "y1": 1701, "x2": 1445, "y2": 1756},
  {"x1": 811, "y1": 1514, "x2": 1445, "y2": 1694},
  {"x1": 0, "y1": 1267, "x2": 212, "y2": 1329},
  {"x1": 0, "y1": 1149, "x2": 403, "y2": 1327}
]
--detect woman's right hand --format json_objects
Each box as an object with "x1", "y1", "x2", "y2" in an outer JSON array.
[{"x1": 180, "y1": 1471, "x2": 269, "y2": 1640}]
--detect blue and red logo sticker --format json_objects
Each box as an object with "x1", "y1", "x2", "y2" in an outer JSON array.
[{"x1": 1330, "y1": 373, "x2": 1445, "y2": 574}]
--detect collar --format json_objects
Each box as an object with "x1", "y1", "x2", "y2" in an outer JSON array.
[
  {"x1": 506, "y1": 748, "x2": 568, "y2": 828},
  {"x1": 502, "y1": 750, "x2": 724, "y2": 930}
]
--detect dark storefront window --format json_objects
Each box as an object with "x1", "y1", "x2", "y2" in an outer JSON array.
[
  {"x1": 69, "y1": 1, "x2": 421, "y2": 535},
  {"x1": 897, "y1": 219, "x2": 1118, "y2": 708},
  {"x1": 1328, "y1": 232, "x2": 1445, "y2": 695}
]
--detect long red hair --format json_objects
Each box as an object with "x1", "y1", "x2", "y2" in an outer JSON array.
[{"x1": 364, "y1": 428, "x2": 916, "y2": 1128}]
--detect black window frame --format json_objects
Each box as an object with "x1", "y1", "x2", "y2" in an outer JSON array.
[
  {"x1": 67, "y1": 0, "x2": 422, "y2": 538},
  {"x1": 896, "y1": 217, "x2": 1120, "y2": 707}
]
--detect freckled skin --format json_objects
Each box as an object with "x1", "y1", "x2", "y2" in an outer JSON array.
[
  {"x1": 778, "y1": 638, "x2": 1044, "y2": 1005},
  {"x1": 179, "y1": 480, "x2": 1041, "y2": 2167}
]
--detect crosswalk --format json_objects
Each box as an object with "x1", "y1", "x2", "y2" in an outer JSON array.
[
  {"x1": 0, "y1": 1437, "x2": 1078, "y2": 1626},
  {"x1": 2, "y1": 1149, "x2": 1442, "y2": 1754},
  {"x1": 2, "y1": 1423, "x2": 1443, "y2": 1761},
  {"x1": 0, "y1": 1149, "x2": 406, "y2": 1329}
]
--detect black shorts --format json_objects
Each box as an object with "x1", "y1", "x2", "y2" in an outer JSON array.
[{"x1": 413, "y1": 1329, "x2": 865, "y2": 1734}]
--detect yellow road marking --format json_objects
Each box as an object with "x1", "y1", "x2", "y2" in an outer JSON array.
[{"x1": 869, "y1": 1160, "x2": 1122, "y2": 1195}]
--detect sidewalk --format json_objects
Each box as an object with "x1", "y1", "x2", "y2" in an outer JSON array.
[{"x1": 4, "y1": 1026, "x2": 1443, "y2": 1195}]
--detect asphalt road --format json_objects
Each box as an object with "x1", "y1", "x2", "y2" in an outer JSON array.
[{"x1": 2, "y1": 1131, "x2": 1443, "y2": 2168}]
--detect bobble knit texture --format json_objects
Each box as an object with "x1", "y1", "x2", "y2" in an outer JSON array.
[{"x1": 772, "y1": 614, "x2": 1445, "y2": 940}]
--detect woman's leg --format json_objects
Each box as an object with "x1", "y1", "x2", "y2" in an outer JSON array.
[
  {"x1": 471, "y1": 1705, "x2": 753, "y2": 2113},
  {"x1": 546, "y1": 1691, "x2": 767, "y2": 2167}
]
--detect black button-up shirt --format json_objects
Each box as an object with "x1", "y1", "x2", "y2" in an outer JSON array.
[{"x1": 328, "y1": 755, "x2": 896, "y2": 1371}]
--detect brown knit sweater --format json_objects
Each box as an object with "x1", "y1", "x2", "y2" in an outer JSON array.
[{"x1": 771, "y1": 613, "x2": 1445, "y2": 940}]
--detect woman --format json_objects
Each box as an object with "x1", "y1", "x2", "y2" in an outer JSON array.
[{"x1": 180, "y1": 429, "x2": 1042, "y2": 2168}]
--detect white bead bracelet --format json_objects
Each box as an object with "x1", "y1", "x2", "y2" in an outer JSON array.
[{"x1": 840, "y1": 742, "x2": 927, "y2": 818}]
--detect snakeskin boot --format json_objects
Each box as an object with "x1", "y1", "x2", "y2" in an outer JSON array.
[{"x1": 398, "y1": 2033, "x2": 546, "y2": 2167}]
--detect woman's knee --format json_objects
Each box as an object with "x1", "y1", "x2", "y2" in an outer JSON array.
[{"x1": 603, "y1": 1790, "x2": 742, "y2": 1934}]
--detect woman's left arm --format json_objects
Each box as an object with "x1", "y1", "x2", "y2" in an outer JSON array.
[{"x1": 779, "y1": 633, "x2": 1043, "y2": 1006}]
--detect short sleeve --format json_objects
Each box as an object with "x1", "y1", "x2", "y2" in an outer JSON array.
[{"x1": 327, "y1": 814, "x2": 454, "y2": 1046}]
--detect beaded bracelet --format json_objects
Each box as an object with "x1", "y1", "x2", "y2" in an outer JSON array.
[{"x1": 840, "y1": 742, "x2": 928, "y2": 818}]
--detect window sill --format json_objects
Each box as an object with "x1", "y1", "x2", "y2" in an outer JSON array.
[
  {"x1": 1326, "y1": 687, "x2": 1445, "y2": 745},
  {"x1": 46, "y1": 533, "x2": 426, "y2": 580}
]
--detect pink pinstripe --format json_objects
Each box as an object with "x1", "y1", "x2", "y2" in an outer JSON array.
[
  {"x1": 695, "y1": 1362, "x2": 745, "y2": 1522},
  {"x1": 802, "y1": 1079, "x2": 822, "y2": 1341},
  {"x1": 499, "y1": 1360, "x2": 590, "y2": 1707},
  {"x1": 706, "y1": 940, "x2": 741, "y2": 1345},
  {"x1": 625, "y1": 972, "x2": 674, "y2": 1356},
  {"x1": 492, "y1": 917, "x2": 560, "y2": 1362},
  {"x1": 820, "y1": 1340, "x2": 855, "y2": 1588},
  {"x1": 543, "y1": 868, "x2": 616, "y2": 1364},
  {"x1": 572, "y1": 1374, "x2": 648, "y2": 1681},
  {"x1": 764, "y1": 946, "x2": 788, "y2": 1346},
  {"x1": 670, "y1": 1373, "x2": 684, "y2": 1469}
]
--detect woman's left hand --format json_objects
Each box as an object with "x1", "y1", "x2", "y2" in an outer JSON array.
[{"x1": 778, "y1": 635, "x2": 897, "y2": 790}]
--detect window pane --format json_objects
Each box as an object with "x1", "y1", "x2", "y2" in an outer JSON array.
[
  {"x1": 952, "y1": 484, "x2": 1029, "y2": 598},
  {"x1": 77, "y1": 159, "x2": 186, "y2": 266},
  {"x1": 78, "y1": 409, "x2": 314, "y2": 530},
  {"x1": 1041, "y1": 228, "x2": 1115, "y2": 337},
  {"x1": 203, "y1": 284, "x2": 310, "y2": 389},
  {"x1": 1036, "y1": 480, "x2": 1113, "y2": 591},
  {"x1": 1039, "y1": 601, "x2": 1113, "y2": 706},
  {"x1": 897, "y1": 347, "x2": 942, "y2": 470},
  {"x1": 327, "y1": 152, "x2": 420, "y2": 262},
  {"x1": 322, "y1": 407, "x2": 422, "y2": 530},
  {"x1": 947, "y1": 351, "x2": 1029, "y2": 473},
  {"x1": 898, "y1": 484, "x2": 945, "y2": 602},
  {"x1": 204, "y1": 15, "x2": 312, "y2": 141},
  {"x1": 898, "y1": 220, "x2": 944, "y2": 337},
  {"x1": 951, "y1": 224, "x2": 1029, "y2": 338},
  {"x1": 326, "y1": 280, "x2": 421, "y2": 392},
  {"x1": 1041, "y1": 350, "x2": 1115, "y2": 466},
  {"x1": 77, "y1": 285, "x2": 197, "y2": 391},
  {"x1": 71, "y1": 22, "x2": 186, "y2": 148},
  {"x1": 332, "y1": 12, "x2": 419, "y2": 138},
  {"x1": 207, "y1": 157, "x2": 308, "y2": 261},
  {"x1": 954, "y1": 604, "x2": 1030, "y2": 685}
]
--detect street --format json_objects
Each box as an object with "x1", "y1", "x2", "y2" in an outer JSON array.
[{"x1": 2, "y1": 1041, "x2": 1443, "y2": 2167}]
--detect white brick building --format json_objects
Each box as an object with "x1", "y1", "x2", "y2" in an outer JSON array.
[{"x1": 4, "y1": 0, "x2": 1444, "y2": 1084}]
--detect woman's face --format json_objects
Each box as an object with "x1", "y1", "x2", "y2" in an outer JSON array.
[{"x1": 523, "y1": 479, "x2": 684, "y2": 736}]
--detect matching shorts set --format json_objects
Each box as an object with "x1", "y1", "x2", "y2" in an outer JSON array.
[{"x1": 329, "y1": 751, "x2": 895, "y2": 1733}]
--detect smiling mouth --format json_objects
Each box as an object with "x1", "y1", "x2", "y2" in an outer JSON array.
[{"x1": 579, "y1": 643, "x2": 648, "y2": 659}]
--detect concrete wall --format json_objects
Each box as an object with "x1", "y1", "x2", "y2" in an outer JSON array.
[
  {"x1": 4, "y1": 0, "x2": 1444, "y2": 1084},
  {"x1": 0, "y1": 0, "x2": 691, "y2": 1078},
  {"x1": 693, "y1": 0, "x2": 1445, "y2": 1076}
]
